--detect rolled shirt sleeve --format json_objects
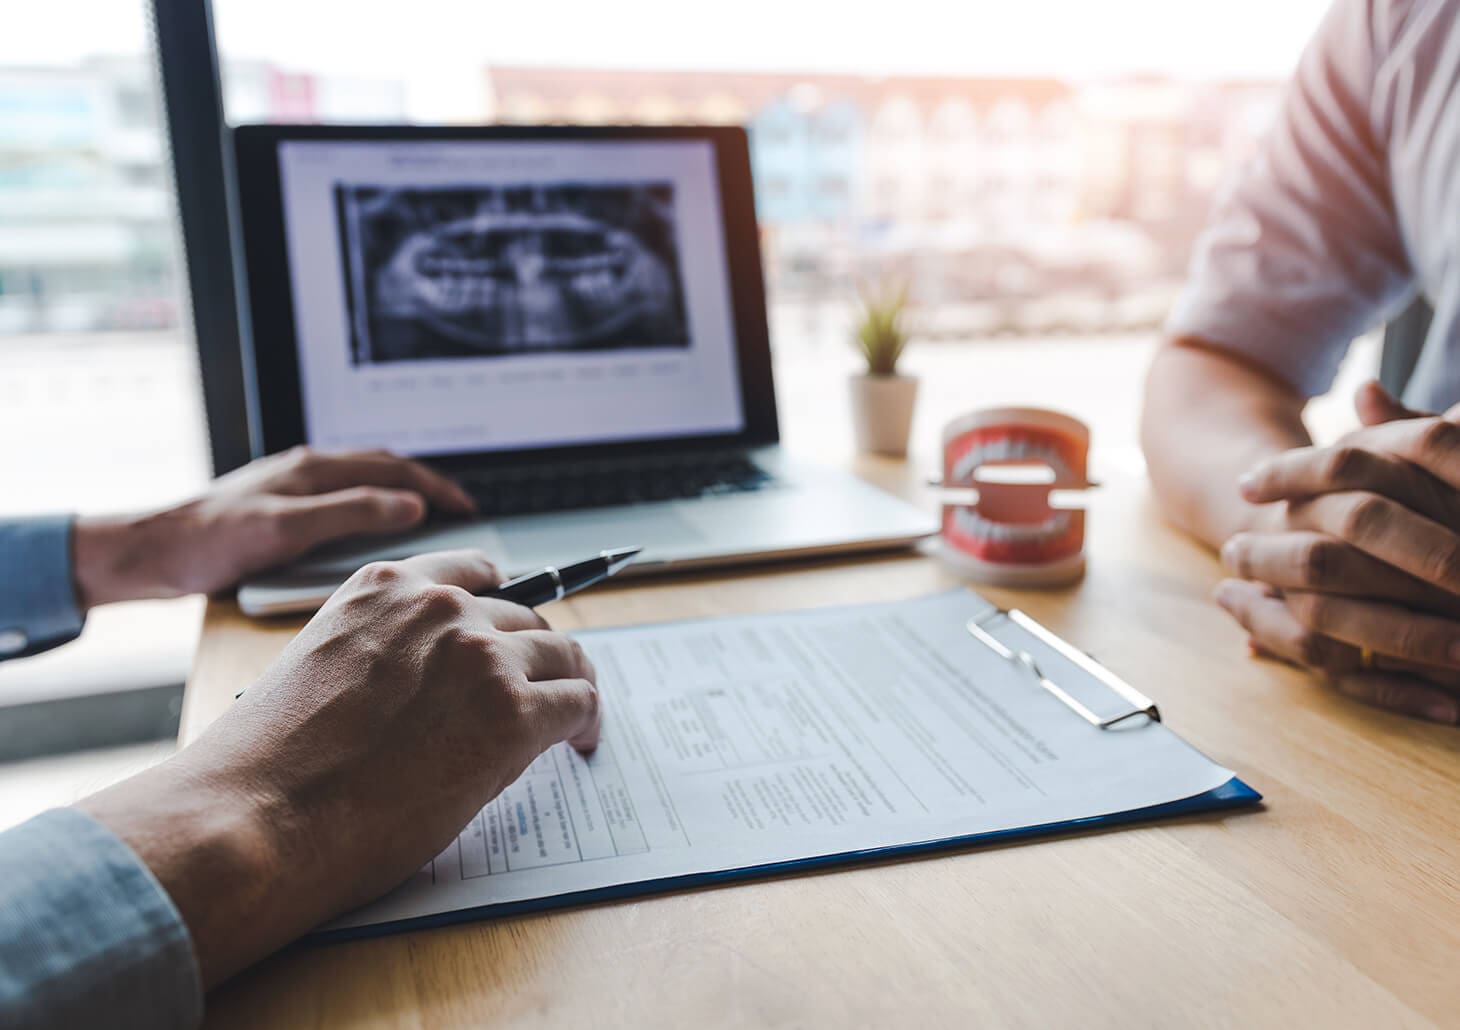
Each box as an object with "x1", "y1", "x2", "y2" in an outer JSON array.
[
  {"x1": 1166, "y1": 0, "x2": 1415, "y2": 397},
  {"x1": 0, "y1": 808, "x2": 202, "y2": 1029},
  {"x1": 0, "y1": 516, "x2": 86, "y2": 660}
]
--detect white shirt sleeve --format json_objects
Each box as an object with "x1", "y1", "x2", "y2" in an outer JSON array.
[{"x1": 1166, "y1": 0, "x2": 1415, "y2": 396}]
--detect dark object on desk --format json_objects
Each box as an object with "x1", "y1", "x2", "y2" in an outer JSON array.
[
  {"x1": 457, "y1": 454, "x2": 772, "y2": 518},
  {"x1": 236, "y1": 548, "x2": 641, "y2": 698},
  {"x1": 490, "y1": 547, "x2": 642, "y2": 608}
]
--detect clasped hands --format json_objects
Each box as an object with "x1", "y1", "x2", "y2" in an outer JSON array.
[{"x1": 1216, "y1": 382, "x2": 1460, "y2": 724}]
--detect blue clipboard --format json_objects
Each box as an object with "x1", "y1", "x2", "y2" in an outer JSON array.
[{"x1": 310, "y1": 595, "x2": 1262, "y2": 946}]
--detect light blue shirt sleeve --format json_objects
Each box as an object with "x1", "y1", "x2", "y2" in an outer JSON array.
[
  {"x1": 1165, "y1": 0, "x2": 1415, "y2": 396},
  {"x1": 0, "y1": 516, "x2": 87, "y2": 660},
  {"x1": 0, "y1": 808, "x2": 202, "y2": 1029}
]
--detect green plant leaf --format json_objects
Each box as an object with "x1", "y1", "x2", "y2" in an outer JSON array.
[{"x1": 853, "y1": 280, "x2": 910, "y2": 376}]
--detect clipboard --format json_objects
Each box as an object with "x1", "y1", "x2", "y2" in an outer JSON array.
[
  {"x1": 965, "y1": 607, "x2": 1162, "y2": 729},
  {"x1": 311, "y1": 590, "x2": 1262, "y2": 944}
]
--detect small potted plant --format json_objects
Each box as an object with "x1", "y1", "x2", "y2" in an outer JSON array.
[{"x1": 849, "y1": 283, "x2": 917, "y2": 457}]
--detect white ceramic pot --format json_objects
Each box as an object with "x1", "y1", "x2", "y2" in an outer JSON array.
[{"x1": 849, "y1": 373, "x2": 919, "y2": 457}]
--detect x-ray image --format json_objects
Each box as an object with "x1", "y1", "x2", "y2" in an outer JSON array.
[{"x1": 336, "y1": 181, "x2": 691, "y2": 364}]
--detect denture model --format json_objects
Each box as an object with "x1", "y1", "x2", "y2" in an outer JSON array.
[{"x1": 938, "y1": 407, "x2": 1093, "y2": 587}]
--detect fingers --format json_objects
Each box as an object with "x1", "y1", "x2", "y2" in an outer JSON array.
[
  {"x1": 1238, "y1": 417, "x2": 1460, "y2": 529},
  {"x1": 1282, "y1": 590, "x2": 1460, "y2": 668},
  {"x1": 271, "y1": 487, "x2": 427, "y2": 557},
  {"x1": 1280, "y1": 491, "x2": 1460, "y2": 594},
  {"x1": 1329, "y1": 672, "x2": 1460, "y2": 725},
  {"x1": 1239, "y1": 445, "x2": 1443, "y2": 513},
  {"x1": 1340, "y1": 416, "x2": 1460, "y2": 494},
  {"x1": 1353, "y1": 379, "x2": 1428, "y2": 427},
  {"x1": 523, "y1": 677, "x2": 602, "y2": 753},
  {"x1": 397, "y1": 549, "x2": 504, "y2": 592},
  {"x1": 1213, "y1": 579, "x2": 1358, "y2": 673},
  {"x1": 475, "y1": 597, "x2": 551, "y2": 632},
  {"x1": 1220, "y1": 531, "x2": 1460, "y2": 615},
  {"x1": 282, "y1": 447, "x2": 475, "y2": 515},
  {"x1": 495, "y1": 630, "x2": 595, "y2": 682}
]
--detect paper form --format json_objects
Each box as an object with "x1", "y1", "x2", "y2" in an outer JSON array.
[{"x1": 325, "y1": 590, "x2": 1236, "y2": 933}]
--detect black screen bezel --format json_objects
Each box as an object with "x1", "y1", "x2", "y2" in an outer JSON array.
[{"x1": 232, "y1": 123, "x2": 779, "y2": 468}]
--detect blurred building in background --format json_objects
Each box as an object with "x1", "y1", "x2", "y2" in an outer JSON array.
[
  {"x1": 0, "y1": 56, "x2": 405, "y2": 334},
  {"x1": 0, "y1": 58, "x2": 173, "y2": 334},
  {"x1": 0, "y1": 56, "x2": 1280, "y2": 338},
  {"x1": 486, "y1": 66, "x2": 1281, "y2": 335}
]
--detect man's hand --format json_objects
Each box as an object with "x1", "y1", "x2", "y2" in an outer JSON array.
[
  {"x1": 1214, "y1": 382, "x2": 1460, "y2": 724},
  {"x1": 78, "y1": 550, "x2": 600, "y2": 988},
  {"x1": 72, "y1": 446, "x2": 476, "y2": 608}
]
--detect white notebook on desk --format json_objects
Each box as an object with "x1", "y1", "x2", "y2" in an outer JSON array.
[{"x1": 318, "y1": 590, "x2": 1259, "y2": 940}]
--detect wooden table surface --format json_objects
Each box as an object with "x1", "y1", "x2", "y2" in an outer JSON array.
[{"x1": 182, "y1": 458, "x2": 1460, "y2": 1029}]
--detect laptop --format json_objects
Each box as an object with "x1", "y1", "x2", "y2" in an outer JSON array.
[{"x1": 231, "y1": 124, "x2": 936, "y2": 615}]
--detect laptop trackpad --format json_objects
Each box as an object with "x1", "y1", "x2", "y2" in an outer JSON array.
[{"x1": 497, "y1": 507, "x2": 704, "y2": 565}]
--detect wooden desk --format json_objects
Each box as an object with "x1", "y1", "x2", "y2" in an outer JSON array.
[{"x1": 182, "y1": 461, "x2": 1459, "y2": 1029}]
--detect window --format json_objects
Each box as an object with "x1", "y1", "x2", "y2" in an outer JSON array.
[
  {"x1": 818, "y1": 176, "x2": 848, "y2": 198},
  {"x1": 206, "y1": 0, "x2": 1329, "y2": 336},
  {"x1": 0, "y1": 4, "x2": 208, "y2": 718}
]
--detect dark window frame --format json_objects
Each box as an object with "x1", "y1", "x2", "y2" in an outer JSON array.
[{"x1": 148, "y1": 0, "x2": 256, "y2": 474}]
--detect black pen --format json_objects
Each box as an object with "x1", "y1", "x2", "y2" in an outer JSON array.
[
  {"x1": 488, "y1": 547, "x2": 642, "y2": 608},
  {"x1": 236, "y1": 548, "x2": 641, "y2": 699}
]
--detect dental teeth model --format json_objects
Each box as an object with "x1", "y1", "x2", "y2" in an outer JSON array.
[{"x1": 938, "y1": 407, "x2": 1093, "y2": 587}]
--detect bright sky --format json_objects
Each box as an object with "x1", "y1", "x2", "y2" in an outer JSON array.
[{"x1": 4, "y1": 1, "x2": 1333, "y2": 93}]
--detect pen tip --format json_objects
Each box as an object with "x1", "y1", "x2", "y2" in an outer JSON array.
[{"x1": 603, "y1": 546, "x2": 643, "y2": 572}]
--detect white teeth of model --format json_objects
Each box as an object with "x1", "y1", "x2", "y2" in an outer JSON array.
[
  {"x1": 953, "y1": 507, "x2": 986, "y2": 539},
  {"x1": 953, "y1": 508, "x2": 1072, "y2": 545},
  {"x1": 951, "y1": 439, "x2": 1077, "y2": 486}
]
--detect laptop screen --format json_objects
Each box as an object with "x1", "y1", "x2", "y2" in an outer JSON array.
[{"x1": 274, "y1": 138, "x2": 746, "y2": 457}]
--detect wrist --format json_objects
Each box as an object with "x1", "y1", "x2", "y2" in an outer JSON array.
[
  {"x1": 78, "y1": 756, "x2": 300, "y2": 988},
  {"x1": 72, "y1": 507, "x2": 190, "y2": 608}
]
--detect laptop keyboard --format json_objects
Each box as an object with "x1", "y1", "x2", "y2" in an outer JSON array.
[{"x1": 455, "y1": 453, "x2": 776, "y2": 518}]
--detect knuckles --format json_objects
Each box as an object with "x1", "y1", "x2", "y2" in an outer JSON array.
[
  {"x1": 485, "y1": 675, "x2": 533, "y2": 725},
  {"x1": 564, "y1": 636, "x2": 590, "y2": 677},
  {"x1": 1413, "y1": 418, "x2": 1460, "y2": 460},
  {"x1": 1285, "y1": 591, "x2": 1330, "y2": 630},
  {"x1": 1388, "y1": 621, "x2": 1434, "y2": 664},
  {"x1": 1220, "y1": 535, "x2": 1249, "y2": 577},
  {"x1": 1421, "y1": 545, "x2": 1460, "y2": 590},
  {"x1": 1321, "y1": 446, "x2": 1369, "y2": 485},
  {"x1": 1368, "y1": 678, "x2": 1413, "y2": 712},
  {"x1": 444, "y1": 626, "x2": 506, "y2": 666},
  {"x1": 1338, "y1": 493, "x2": 1391, "y2": 542},
  {"x1": 412, "y1": 583, "x2": 473, "y2": 622},
  {"x1": 1292, "y1": 629, "x2": 1336, "y2": 671},
  {"x1": 353, "y1": 560, "x2": 405, "y2": 589},
  {"x1": 1299, "y1": 537, "x2": 1341, "y2": 587},
  {"x1": 285, "y1": 443, "x2": 320, "y2": 471}
]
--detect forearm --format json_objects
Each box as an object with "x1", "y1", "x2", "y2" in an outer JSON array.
[
  {"x1": 1141, "y1": 338, "x2": 1311, "y2": 548},
  {"x1": 72, "y1": 507, "x2": 199, "y2": 609},
  {"x1": 76, "y1": 751, "x2": 312, "y2": 989}
]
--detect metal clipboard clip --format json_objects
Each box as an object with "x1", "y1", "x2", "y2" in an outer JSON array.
[{"x1": 965, "y1": 609, "x2": 1161, "y2": 729}]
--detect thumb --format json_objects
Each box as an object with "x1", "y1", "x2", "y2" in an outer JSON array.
[
  {"x1": 271, "y1": 486, "x2": 427, "y2": 558},
  {"x1": 1354, "y1": 379, "x2": 1428, "y2": 426}
]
